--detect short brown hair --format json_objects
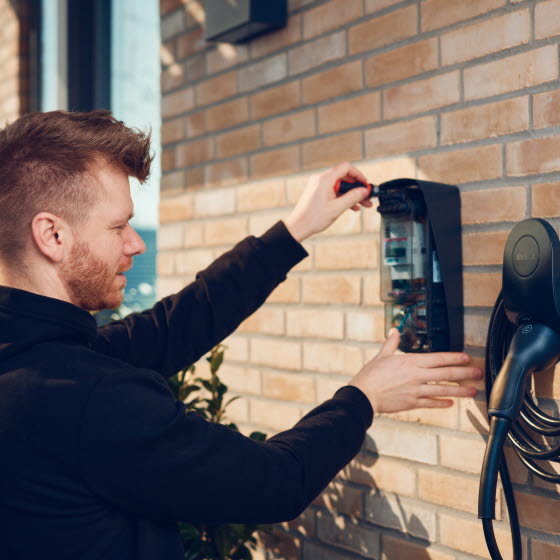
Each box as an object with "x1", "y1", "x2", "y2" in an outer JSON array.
[{"x1": 0, "y1": 110, "x2": 152, "y2": 266}]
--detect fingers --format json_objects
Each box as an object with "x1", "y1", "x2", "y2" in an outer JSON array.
[
  {"x1": 416, "y1": 352, "x2": 471, "y2": 368},
  {"x1": 377, "y1": 328, "x2": 401, "y2": 358},
  {"x1": 324, "y1": 161, "x2": 369, "y2": 185},
  {"x1": 415, "y1": 397, "x2": 454, "y2": 409},
  {"x1": 334, "y1": 187, "x2": 370, "y2": 213},
  {"x1": 419, "y1": 366, "x2": 482, "y2": 384},
  {"x1": 418, "y1": 383, "x2": 478, "y2": 399}
]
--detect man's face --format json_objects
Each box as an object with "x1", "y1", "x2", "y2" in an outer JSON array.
[{"x1": 60, "y1": 163, "x2": 146, "y2": 311}]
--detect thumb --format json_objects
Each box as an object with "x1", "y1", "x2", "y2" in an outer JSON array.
[
  {"x1": 377, "y1": 328, "x2": 401, "y2": 358},
  {"x1": 333, "y1": 187, "x2": 370, "y2": 212}
]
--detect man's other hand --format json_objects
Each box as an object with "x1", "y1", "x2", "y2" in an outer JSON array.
[
  {"x1": 350, "y1": 329, "x2": 483, "y2": 414},
  {"x1": 283, "y1": 161, "x2": 373, "y2": 243}
]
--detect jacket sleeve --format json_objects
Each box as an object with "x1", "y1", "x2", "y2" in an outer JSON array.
[
  {"x1": 79, "y1": 367, "x2": 373, "y2": 524},
  {"x1": 92, "y1": 222, "x2": 307, "y2": 377}
]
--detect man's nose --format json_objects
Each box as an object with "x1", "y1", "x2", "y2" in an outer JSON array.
[{"x1": 125, "y1": 226, "x2": 146, "y2": 257}]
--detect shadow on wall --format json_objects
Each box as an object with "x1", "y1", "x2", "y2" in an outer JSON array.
[{"x1": 260, "y1": 434, "x2": 433, "y2": 560}]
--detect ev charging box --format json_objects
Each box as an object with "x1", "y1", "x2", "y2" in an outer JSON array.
[{"x1": 378, "y1": 179, "x2": 463, "y2": 352}]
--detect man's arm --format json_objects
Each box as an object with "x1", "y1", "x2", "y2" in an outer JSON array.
[{"x1": 92, "y1": 162, "x2": 372, "y2": 376}]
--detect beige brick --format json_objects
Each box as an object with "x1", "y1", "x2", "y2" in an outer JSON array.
[
  {"x1": 418, "y1": 144, "x2": 502, "y2": 184},
  {"x1": 238, "y1": 306, "x2": 284, "y2": 336},
  {"x1": 286, "y1": 309, "x2": 344, "y2": 339},
  {"x1": 250, "y1": 338, "x2": 301, "y2": 370},
  {"x1": 204, "y1": 158, "x2": 248, "y2": 189},
  {"x1": 441, "y1": 97, "x2": 529, "y2": 145},
  {"x1": 316, "y1": 480, "x2": 363, "y2": 517},
  {"x1": 194, "y1": 189, "x2": 235, "y2": 217},
  {"x1": 464, "y1": 313, "x2": 491, "y2": 348},
  {"x1": 315, "y1": 377, "x2": 352, "y2": 403},
  {"x1": 316, "y1": 512, "x2": 378, "y2": 557},
  {"x1": 364, "y1": 275, "x2": 382, "y2": 306},
  {"x1": 365, "y1": 38, "x2": 438, "y2": 88},
  {"x1": 302, "y1": 131, "x2": 363, "y2": 171},
  {"x1": 194, "y1": 71, "x2": 237, "y2": 107},
  {"x1": 262, "y1": 372, "x2": 315, "y2": 403},
  {"x1": 175, "y1": 248, "x2": 214, "y2": 275},
  {"x1": 365, "y1": 493, "x2": 436, "y2": 541},
  {"x1": 250, "y1": 145, "x2": 300, "y2": 180},
  {"x1": 303, "y1": 342, "x2": 364, "y2": 375},
  {"x1": 346, "y1": 310, "x2": 385, "y2": 342},
  {"x1": 162, "y1": 87, "x2": 195, "y2": 118},
  {"x1": 215, "y1": 125, "x2": 260, "y2": 159},
  {"x1": 532, "y1": 181, "x2": 560, "y2": 218},
  {"x1": 175, "y1": 138, "x2": 214, "y2": 167},
  {"x1": 161, "y1": 9, "x2": 185, "y2": 41},
  {"x1": 381, "y1": 535, "x2": 454, "y2": 560},
  {"x1": 225, "y1": 397, "x2": 249, "y2": 425},
  {"x1": 162, "y1": 117, "x2": 186, "y2": 145},
  {"x1": 439, "y1": 513, "x2": 517, "y2": 558},
  {"x1": 419, "y1": 470, "x2": 484, "y2": 515},
  {"x1": 532, "y1": 540, "x2": 560, "y2": 560},
  {"x1": 440, "y1": 434, "x2": 487, "y2": 474},
  {"x1": 359, "y1": 157, "x2": 418, "y2": 184},
  {"x1": 267, "y1": 277, "x2": 301, "y2": 304},
  {"x1": 318, "y1": 92, "x2": 381, "y2": 135},
  {"x1": 315, "y1": 238, "x2": 378, "y2": 270},
  {"x1": 250, "y1": 398, "x2": 301, "y2": 431},
  {"x1": 507, "y1": 136, "x2": 560, "y2": 177},
  {"x1": 237, "y1": 179, "x2": 286, "y2": 212},
  {"x1": 161, "y1": 148, "x2": 175, "y2": 172},
  {"x1": 364, "y1": 0, "x2": 403, "y2": 12},
  {"x1": 535, "y1": 0, "x2": 560, "y2": 39},
  {"x1": 161, "y1": 171, "x2": 187, "y2": 193},
  {"x1": 386, "y1": 404, "x2": 458, "y2": 430},
  {"x1": 441, "y1": 10, "x2": 530, "y2": 66},
  {"x1": 250, "y1": 81, "x2": 300, "y2": 120},
  {"x1": 345, "y1": 455, "x2": 416, "y2": 496},
  {"x1": 206, "y1": 44, "x2": 249, "y2": 74},
  {"x1": 238, "y1": 54, "x2": 287, "y2": 92},
  {"x1": 157, "y1": 276, "x2": 185, "y2": 299},
  {"x1": 219, "y1": 364, "x2": 261, "y2": 395},
  {"x1": 464, "y1": 46, "x2": 558, "y2": 101},
  {"x1": 184, "y1": 222, "x2": 205, "y2": 247},
  {"x1": 289, "y1": 31, "x2": 345, "y2": 75},
  {"x1": 318, "y1": 210, "x2": 362, "y2": 237},
  {"x1": 365, "y1": 116, "x2": 437, "y2": 158},
  {"x1": 159, "y1": 223, "x2": 184, "y2": 250},
  {"x1": 263, "y1": 109, "x2": 316, "y2": 147},
  {"x1": 157, "y1": 252, "x2": 175, "y2": 276},
  {"x1": 161, "y1": 65, "x2": 185, "y2": 94},
  {"x1": 186, "y1": 111, "x2": 206, "y2": 139},
  {"x1": 464, "y1": 272, "x2": 501, "y2": 307},
  {"x1": 302, "y1": 60, "x2": 363, "y2": 105},
  {"x1": 534, "y1": 89, "x2": 560, "y2": 129},
  {"x1": 384, "y1": 71, "x2": 460, "y2": 120},
  {"x1": 463, "y1": 231, "x2": 509, "y2": 266},
  {"x1": 461, "y1": 186, "x2": 526, "y2": 225},
  {"x1": 223, "y1": 334, "x2": 249, "y2": 362},
  {"x1": 366, "y1": 421, "x2": 438, "y2": 464},
  {"x1": 303, "y1": 0, "x2": 363, "y2": 39},
  {"x1": 421, "y1": 0, "x2": 505, "y2": 32},
  {"x1": 159, "y1": 194, "x2": 193, "y2": 223},
  {"x1": 302, "y1": 275, "x2": 361, "y2": 305},
  {"x1": 249, "y1": 210, "x2": 292, "y2": 238},
  {"x1": 205, "y1": 97, "x2": 249, "y2": 133},
  {"x1": 176, "y1": 27, "x2": 204, "y2": 59},
  {"x1": 204, "y1": 217, "x2": 248, "y2": 246},
  {"x1": 349, "y1": 5, "x2": 417, "y2": 55},
  {"x1": 251, "y1": 14, "x2": 302, "y2": 59}
]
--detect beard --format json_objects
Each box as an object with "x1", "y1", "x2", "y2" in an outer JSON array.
[{"x1": 61, "y1": 239, "x2": 130, "y2": 311}]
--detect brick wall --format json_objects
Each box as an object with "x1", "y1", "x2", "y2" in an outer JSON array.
[
  {"x1": 0, "y1": 0, "x2": 32, "y2": 125},
  {"x1": 159, "y1": 0, "x2": 560, "y2": 558}
]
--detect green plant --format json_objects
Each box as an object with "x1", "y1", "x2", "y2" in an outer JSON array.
[{"x1": 167, "y1": 345, "x2": 267, "y2": 560}]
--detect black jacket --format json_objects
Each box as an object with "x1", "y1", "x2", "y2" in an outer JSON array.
[{"x1": 0, "y1": 222, "x2": 373, "y2": 560}]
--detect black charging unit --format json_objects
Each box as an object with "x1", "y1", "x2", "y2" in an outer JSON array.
[
  {"x1": 336, "y1": 177, "x2": 463, "y2": 352},
  {"x1": 480, "y1": 218, "x2": 560, "y2": 560}
]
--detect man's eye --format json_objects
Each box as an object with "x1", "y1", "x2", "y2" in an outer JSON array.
[{"x1": 115, "y1": 224, "x2": 127, "y2": 231}]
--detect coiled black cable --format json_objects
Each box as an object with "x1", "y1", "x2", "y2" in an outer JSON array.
[{"x1": 482, "y1": 291, "x2": 560, "y2": 559}]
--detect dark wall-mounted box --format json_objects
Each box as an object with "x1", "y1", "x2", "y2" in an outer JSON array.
[{"x1": 204, "y1": 0, "x2": 287, "y2": 44}]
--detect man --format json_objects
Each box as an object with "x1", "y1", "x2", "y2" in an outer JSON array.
[{"x1": 0, "y1": 111, "x2": 480, "y2": 559}]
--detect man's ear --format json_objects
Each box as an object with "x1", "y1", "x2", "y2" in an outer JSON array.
[{"x1": 31, "y1": 212, "x2": 68, "y2": 263}]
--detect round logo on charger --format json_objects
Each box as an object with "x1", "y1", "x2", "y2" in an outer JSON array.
[{"x1": 522, "y1": 325, "x2": 533, "y2": 334}]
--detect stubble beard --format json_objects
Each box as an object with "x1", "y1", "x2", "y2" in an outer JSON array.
[{"x1": 62, "y1": 239, "x2": 127, "y2": 311}]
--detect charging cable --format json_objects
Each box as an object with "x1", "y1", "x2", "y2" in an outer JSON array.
[{"x1": 481, "y1": 292, "x2": 560, "y2": 559}]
